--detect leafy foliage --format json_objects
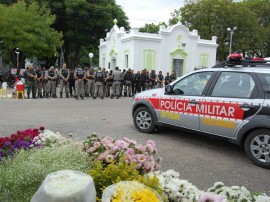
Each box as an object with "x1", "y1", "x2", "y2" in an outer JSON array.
[
  {"x1": 88, "y1": 159, "x2": 166, "y2": 202},
  {"x1": 169, "y1": 0, "x2": 270, "y2": 60},
  {"x1": 139, "y1": 22, "x2": 167, "y2": 34},
  {"x1": 0, "y1": 1, "x2": 63, "y2": 58},
  {"x1": 0, "y1": 143, "x2": 89, "y2": 202}
]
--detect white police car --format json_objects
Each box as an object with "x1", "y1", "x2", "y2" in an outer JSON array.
[{"x1": 132, "y1": 54, "x2": 270, "y2": 168}]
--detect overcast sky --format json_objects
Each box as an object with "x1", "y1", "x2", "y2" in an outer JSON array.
[{"x1": 115, "y1": 0, "x2": 185, "y2": 28}]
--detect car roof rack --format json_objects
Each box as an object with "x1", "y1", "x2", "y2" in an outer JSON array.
[{"x1": 212, "y1": 54, "x2": 270, "y2": 68}]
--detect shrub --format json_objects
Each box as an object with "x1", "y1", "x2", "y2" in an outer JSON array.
[
  {"x1": 88, "y1": 159, "x2": 167, "y2": 202},
  {"x1": 0, "y1": 143, "x2": 89, "y2": 202}
]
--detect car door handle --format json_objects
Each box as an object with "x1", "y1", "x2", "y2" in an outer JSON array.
[
  {"x1": 188, "y1": 100, "x2": 200, "y2": 105},
  {"x1": 240, "y1": 104, "x2": 256, "y2": 110}
]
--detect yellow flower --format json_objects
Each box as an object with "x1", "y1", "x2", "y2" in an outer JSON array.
[{"x1": 111, "y1": 181, "x2": 161, "y2": 202}]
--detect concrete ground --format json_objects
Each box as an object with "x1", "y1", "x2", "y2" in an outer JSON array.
[{"x1": 0, "y1": 89, "x2": 269, "y2": 194}]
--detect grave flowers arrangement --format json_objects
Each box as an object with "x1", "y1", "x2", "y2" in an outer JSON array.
[
  {"x1": 108, "y1": 181, "x2": 163, "y2": 202},
  {"x1": 0, "y1": 128, "x2": 40, "y2": 159},
  {"x1": 83, "y1": 134, "x2": 162, "y2": 174}
]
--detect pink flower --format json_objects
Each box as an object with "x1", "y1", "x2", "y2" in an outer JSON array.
[
  {"x1": 101, "y1": 137, "x2": 113, "y2": 145},
  {"x1": 146, "y1": 144, "x2": 156, "y2": 154},
  {"x1": 135, "y1": 144, "x2": 146, "y2": 153},
  {"x1": 115, "y1": 140, "x2": 129, "y2": 149},
  {"x1": 87, "y1": 147, "x2": 96, "y2": 153},
  {"x1": 126, "y1": 148, "x2": 135, "y2": 156},
  {"x1": 143, "y1": 161, "x2": 151, "y2": 170},
  {"x1": 97, "y1": 151, "x2": 109, "y2": 160},
  {"x1": 123, "y1": 137, "x2": 137, "y2": 145},
  {"x1": 94, "y1": 142, "x2": 101, "y2": 148},
  {"x1": 146, "y1": 140, "x2": 156, "y2": 147},
  {"x1": 199, "y1": 193, "x2": 227, "y2": 202},
  {"x1": 136, "y1": 154, "x2": 146, "y2": 163}
]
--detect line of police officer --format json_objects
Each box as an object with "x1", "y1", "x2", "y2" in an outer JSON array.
[{"x1": 24, "y1": 63, "x2": 177, "y2": 99}]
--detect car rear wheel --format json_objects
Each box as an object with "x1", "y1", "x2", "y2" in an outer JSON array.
[
  {"x1": 244, "y1": 129, "x2": 270, "y2": 169},
  {"x1": 133, "y1": 107, "x2": 156, "y2": 133}
]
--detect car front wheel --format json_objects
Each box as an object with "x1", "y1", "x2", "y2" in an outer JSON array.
[
  {"x1": 244, "y1": 129, "x2": 270, "y2": 169},
  {"x1": 133, "y1": 107, "x2": 156, "y2": 133}
]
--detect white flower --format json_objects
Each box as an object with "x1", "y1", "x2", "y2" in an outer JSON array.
[{"x1": 254, "y1": 194, "x2": 270, "y2": 202}]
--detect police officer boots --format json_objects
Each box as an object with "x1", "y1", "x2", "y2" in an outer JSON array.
[
  {"x1": 60, "y1": 93, "x2": 62, "y2": 98},
  {"x1": 66, "y1": 93, "x2": 69, "y2": 98},
  {"x1": 124, "y1": 92, "x2": 127, "y2": 97}
]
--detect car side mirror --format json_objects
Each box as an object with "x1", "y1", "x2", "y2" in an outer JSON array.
[{"x1": 165, "y1": 85, "x2": 172, "y2": 94}]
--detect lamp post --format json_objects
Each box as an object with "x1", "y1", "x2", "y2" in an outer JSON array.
[
  {"x1": 89, "y1": 53, "x2": 94, "y2": 67},
  {"x1": 15, "y1": 48, "x2": 20, "y2": 69},
  {"x1": 227, "y1": 27, "x2": 237, "y2": 55}
]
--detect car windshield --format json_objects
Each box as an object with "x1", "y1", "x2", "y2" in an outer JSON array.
[{"x1": 172, "y1": 71, "x2": 213, "y2": 96}]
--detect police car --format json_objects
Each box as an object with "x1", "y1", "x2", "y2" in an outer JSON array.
[{"x1": 132, "y1": 54, "x2": 270, "y2": 168}]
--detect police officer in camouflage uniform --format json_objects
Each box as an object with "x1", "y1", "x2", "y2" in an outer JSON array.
[
  {"x1": 86, "y1": 67, "x2": 95, "y2": 97},
  {"x1": 46, "y1": 66, "x2": 57, "y2": 98},
  {"x1": 124, "y1": 68, "x2": 133, "y2": 97},
  {"x1": 25, "y1": 64, "x2": 37, "y2": 99},
  {"x1": 157, "y1": 71, "x2": 164, "y2": 88},
  {"x1": 165, "y1": 72, "x2": 171, "y2": 86},
  {"x1": 74, "y1": 66, "x2": 86, "y2": 100},
  {"x1": 35, "y1": 66, "x2": 43, "y2": 98},
  {"x1": 111, "y1": 66, "x2": 122, "y2": 99},
  {"x1": 59, "y1": 63, "x2": 70, "y2": 98},
  {"x1": 93, "y1": 67, "x2": 104, "y2": 99}
]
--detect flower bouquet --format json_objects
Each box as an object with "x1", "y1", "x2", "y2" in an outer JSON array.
[
  {"x1": 102, "y1": 181, "x2": 163, "y2": 202},
  {"x1": 0, "y1": 128, "x2": 40, "y2": 159},
  {"x1": 83, "y1": 134, "x2": 162, "y2": 174}
]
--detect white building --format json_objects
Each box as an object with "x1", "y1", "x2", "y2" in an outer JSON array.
[{"x1": 99, "y1": 20, "x2": 218, "y2": 77}]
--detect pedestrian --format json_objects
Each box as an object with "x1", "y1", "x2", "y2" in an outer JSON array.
[
  {"x1": 149, "y1": 70, "x2": 157, "y2": 89},
  {"x1": 93, "y1": 67, "x2": 104, "y2": 99},
  {"x1": 59, "y1": 63, "x2": 70, "y2": 98},
  {"x1": 45, "y1": 66, "x2": 57, "y2": 98},
  {"x1": 41, "y1": 67, "x2": 46, "y2": 97},
  {"x1": 123, "y1": 68, "x2": 133, "y2": 97},
  {"x1": 145, "y1": 71, "x2": 150, "y2": 90},
  {"x1": 134, "y1": 71, "x2": 142, "y2": 93},
  {"x1": 35, "y1": 66, "x2": 43, "y2": 98},
  {"x1": 74, "y1": 65, "x2": 86, "y2": 100},
  {"x1": 165, "y1": 72, "x2": 171, "y2": 86},
  {"x1": 140, "y1": 69, "x2": 147, "y2": 91},
  {"x1": 102, "y1": 68, "x2": 109, "y2": 97},
  {"x1": 170, "y1": 71, "x2": 177, "y2": 82},
  {"x1": 25, "y1": 64, "x2": 37, "y2": 99},
  {"x1": 121, "y1": 69, "x2": 126, "y2": 96},
  {"x1": 107, "y1": 70, "x2": 114, "y2": 97},
  {"x1": 111, "y1": 66, "x2": 122, "y2": 99},
  {"x1": 68, "y1": 68, "x2": 75, "y2": 97},
  {"x1": 157, "y1": 71, "x2": 164, "y2": 88},
  {"x1": 86, "y1": 66, "x2": 95, "y2": 97},
  {"x1": 131, "y1": 70, "x2": 136, "y2": 95}
]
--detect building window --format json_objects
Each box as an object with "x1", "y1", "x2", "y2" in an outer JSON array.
[{"x1": 125, "y1": 55, "x2": 129, "y2": 69}]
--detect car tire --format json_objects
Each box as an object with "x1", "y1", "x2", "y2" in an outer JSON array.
[
  {"x1": 244, "y1": 129, "x2": 270, "y2": 169},
  {"x1": 133, "y1": 107, "x2": 156, "y2": 133}
]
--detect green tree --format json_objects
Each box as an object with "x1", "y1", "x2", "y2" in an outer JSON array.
[
  {"x1": 0, "y1": 1, "x2": 63, "y2": 58},
  {"x1": 33, "y1": 0, "x2": 130, "y2": 67},
  {"x1": 169, "y1": 0, "x2": 267, "y2": 60},
  {"x1": 139, "y1": 22, "x2": 167, "y2": 34}
]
